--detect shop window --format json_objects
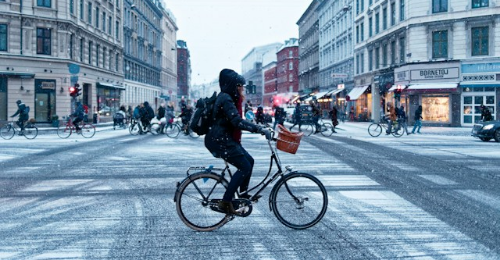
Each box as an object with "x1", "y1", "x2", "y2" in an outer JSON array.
[
  {"x1": 422, "y1": 95, "x2": 450, "y2": 123},
  {"x1": 471, "y1": 27, "x2": 489, "y2": 56},
  {"x1": 36, "y1": 28, "x2": 51, "y2": 55}
]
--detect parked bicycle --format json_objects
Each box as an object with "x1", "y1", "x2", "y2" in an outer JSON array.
[
  {"x1": 57, "y1": 116, "x2": 96, "y2": 138},
  {"x1": 129, "y1": 118, "x2": 161, "y2": 136},
  {"x1": 164, "y1": 117, "x2": 199, "y2": 138},
  {"x1": 301, "y1": 118, "x2": 334, "y2": 137},
  {"x1": 174, "y1": 126, "x2": 328, "y2": 231},
  {"x1": 0, "y1": 121, "x2": 38, "y2": 140},
  {"x1": 368, "y1": 117, "x2": 404, "y2": 137}
]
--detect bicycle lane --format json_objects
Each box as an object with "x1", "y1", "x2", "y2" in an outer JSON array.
[{"x1": 300, "y1": 134, "x2": 498, "y2": 258}]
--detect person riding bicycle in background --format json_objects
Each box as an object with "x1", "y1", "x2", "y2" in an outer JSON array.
[
  {"x1": 143, "y1": 101, "x2": 155, "y2": 128},
  {"x1": 72, "y1": 102, "x2": 85, "y2": 132},
  {"x1": 205, "y1": 68, "x2": 271, "y2": 214},
  {"x1": 385, "y1": 102, "x2": 397, "y2": 135},
  {"x1": 480, "y1": 104, "x2": 493, "y2": 122},
  {"x1": 397, "y1": 105, "x2": 410, "y2": 135},
  {"x1": 166, "y1": 102, "x2": 175, "y2": 127},
  {"x1": 310, "y1": 99, "x2": 321, "y2": 134},
  {"x1": 179, "y1": 103, "x2": 193, "y2": 135},
  {"x1": 289, "y1": 102, "x2": 302, "y2": 131},
  {"x1": 11, "y1": 100, "x2": 29, "y2": 135}
]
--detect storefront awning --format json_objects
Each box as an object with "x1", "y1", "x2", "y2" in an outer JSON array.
[
  {"x1": 460, "y1": 83, "x2": 499, "y2": 88},
  {"x1": 407, "y1": 83, "x2": 458, "y2": 90},
  {"x1": 97, "y1": 82, "x2": 125, "y2": 89},
  {"x1": 346, "y1": 85, "x2": 369, "y2": 101},
  {"x1": 327, "y1": 88, "x2": 344, "y2": 96},
  {"x1": 314, "y1": 91, "x2": 330, "y2": 99},
  {"x1": 388, "y1": 85, "x2": 407, "y2": 92},
  {"x1": 0, "y1": 71, "x2": 35, "y2": 78}
]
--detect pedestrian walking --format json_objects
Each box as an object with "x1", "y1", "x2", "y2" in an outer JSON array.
[
  {"x1": 329, "y1": 106, "x2": 339, "y2": 133},
  {"x1": 480, "y1": 105, "x2": 493, "y2": 122},
  {"x1": 289, "y1": 103, "x2": 302, "y2": 131},
  {"x1": 310, "y1": 99, "x2": 321, "y2": 134},
  {"x1": 397, "y1": 105, "x2": 410, "y2": 135},
  {"x1": 411, "y1": 105, "x2": 423, "y2": 134},
  {"x1": 272, "y1": 105, "x2": 285, "y2": 130}
]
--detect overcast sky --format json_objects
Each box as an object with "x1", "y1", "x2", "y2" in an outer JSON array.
[{"x1": 164, "y1": 0, "x2": 312, "y2": 85}]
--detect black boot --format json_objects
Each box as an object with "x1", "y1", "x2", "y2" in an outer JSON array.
[{"x1": 218, "y1": 200, "x2": 237, "y2": 214}]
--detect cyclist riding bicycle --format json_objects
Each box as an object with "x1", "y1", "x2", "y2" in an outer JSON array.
[
  {"x1": 205, "y1": 68, "x2": 271, "y2": 214},
  {"x1": 179, "y1": 103, "x2": 193, "y2": 135},
  {"x1": 72, "y1": 102, "x2": 85, "y2": 132},
  {"x1": 11, "y1": 100, "x2": 29, "y2": 135}
]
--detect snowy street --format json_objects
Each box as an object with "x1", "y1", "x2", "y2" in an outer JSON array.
[{"x1": 0, "y1": 122, "x2": 499, "y2": 259}]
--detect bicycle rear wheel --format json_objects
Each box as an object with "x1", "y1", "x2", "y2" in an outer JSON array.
[
  {"x1": 24, "y1": 125, "x2": 38, "y2": 139},
  {"x1": 129, "y1": 122, "x2": 140, "y2": 135},
  {"x1": 0, "y1": 125, "x2": 15, "y2": 140},
  {"x1": 150, "y1": 123, "x2": 161, "y2": 135},
  {"x1": 320, "y1": 123, "x2": 334, "y2": 137},
  {"x1": 175, "y1": 172, "x2": 229, "y2": 231},
  {"x1": 81, "y1": 124, "x2": 96, "y2": 138},
  {"x1": 270, "y1": 172, "x2": 328, "y2": 230},
  {"x1": 302, "y1": 124, "x2": 314, "y2": 136},
  {"x1": 392, "y1": 124, "x2": 404, "y2": 138},
  {"x1": 368, "y1": 123, "x2": 382, "y2": 137},
  {"x1": 165, "y1": 124, "x2": 181, "y2": 138},
  {"x1": 57, "y1": 125, "x2": 72, "y2": 139}
]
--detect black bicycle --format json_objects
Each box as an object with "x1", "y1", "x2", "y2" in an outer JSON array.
[
  {"x1": 368, "y1": 117, "x2": 404, "y2": 137},
  {"x1": 0, "y1": 121, "x2": 38, "y2": 140},
  {"x1": 174, "y1": 127, "x2": 328, "y2": 231}
]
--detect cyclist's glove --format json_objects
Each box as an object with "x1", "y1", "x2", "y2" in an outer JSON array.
[{"x1": 258, "y1": 127, "x2": 272, "y2": 140}]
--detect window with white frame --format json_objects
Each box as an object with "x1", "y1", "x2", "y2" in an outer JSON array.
[
  {"x1": 472, "y1": 0, "x2": 488, "y2": 8},
  {"x1": 471, "y1": 26, "x2": 489, "y2": 56},
  {"x1": 432, "y1": 30, "x2": 448, "y2": 58},
  {"x1": 432, "y1": 0, "x2": 447, "y2": 13}
]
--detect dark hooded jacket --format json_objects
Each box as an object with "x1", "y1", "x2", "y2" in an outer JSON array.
[
  {"x1": 205, "y1": 69, "x2": 260, "y2": 159},
  {"x1": 143, "y1": 102, "x2": 155, "y2": 120}
]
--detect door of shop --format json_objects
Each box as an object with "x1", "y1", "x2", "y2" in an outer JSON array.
[
  {"x1": 35, "y1": 79, "x2": 56, "y2": 123},
  {"x1": 461, "y1": 89, "x2": 496, "y2": 126}
]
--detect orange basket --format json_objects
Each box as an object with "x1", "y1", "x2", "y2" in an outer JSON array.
[{"x1": 276, "y1": 124, "x2": 303, "y2": 154}]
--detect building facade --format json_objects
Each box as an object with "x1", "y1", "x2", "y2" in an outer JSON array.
[
  {"x1": 0, "y1": 0, "x2": 124, "y2": 123},
  {"x1": 176, "y1": 40, "x2": 191, "y2": 102},
  {"x1": 316, "y1": 0, "x2": 355, "y2": 115},
  {"x1": 262, "y1": 61, "x2": 278, "y2": 107},
  {"x1": 297, "y1": 0, "x2": 320, "y2": 96},
  {"x1": 122, "y1": 0, "x2": 163, "y2": 110},
  {"x1": 242, "y1": 43, "x2": 282, "y2": 106},
  {"x1": 159, "y1": 7, "x2": 178, "y2": 106},
  {"x1": 354, "y1": 0, "x2": 500, "y2": 126},
  {"x1": 276, "y1": 38, "x2": 299, "y2": 106}
]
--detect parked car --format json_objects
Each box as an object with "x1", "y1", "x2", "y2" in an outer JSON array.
[{"x1": 471, "y1": 120, "x2": 500, "y2": 142}]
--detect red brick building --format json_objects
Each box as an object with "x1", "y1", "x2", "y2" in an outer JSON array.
[
  {"x1": 276, "y1": 38, "x2": 299, "y2": 106},
  {"x1": 263, "y1": 62, "x2": 277, "y2": 107}
]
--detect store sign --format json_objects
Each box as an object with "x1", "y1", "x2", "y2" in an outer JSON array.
[
  {"x1": 41, "y1": 82, "x2": 55, "y2": 90},
  {"x1": 331, "y1": 73, "x2": 348, "y2": 78},
  {"x1": 411, "y1": 67, "x2": 459, "y2": 80},
  {"x1": 396, "y1": 70, "x2": 409, "y2": 81},
  {"x1": 462, "y1": 62, "x2": 500, "y2": 74}
]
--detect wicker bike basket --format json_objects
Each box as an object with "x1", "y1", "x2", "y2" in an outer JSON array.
[{"x1": 276, "y1": 124, "x2": 304, "y2": 154}]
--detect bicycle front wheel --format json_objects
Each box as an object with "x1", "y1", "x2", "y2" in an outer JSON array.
[
  {"x1": 175, "y1": 172, "x2": 229, "y2": 232},
  {"x1": 320, "y1": 123, "x2": 334, "y2": 137},
  {"x1": 81, "y1": 124, "x2": 96, "y2": 138},
  {"x1": 165, "y1": 124, "x2": 181, "y2": 138},
  {"x1": 392, "y1": 124, "x2": 404, "y2": 138},
  {"x1": 302, "y1": 124, "x2": 314, "y2": 136},
  {"x1": 270, "y1": 173, "x2": 328, "y2": 230},
  {"x1": 24, "y1": 125, "x2": 38, "y2": 139},
  {"x1": 129, "y1": 122, "x2": 140, "y2": 135},
  {"x1": 57, "y1": 125, "x2": 72, "y2": 139},
  {"x1": 368, "y1": 123, "x2": 382, "y2": 137},
  {"x1": 0, "y1": 125, "x2": 15, "y2": 140}
]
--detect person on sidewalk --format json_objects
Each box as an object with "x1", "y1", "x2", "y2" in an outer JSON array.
[
  {"x1": 397, "y1": 105, "x2": 411, "y2": 135},
  {"x1": 411, "y1": 105, "x2": 423, "y2": 134},
  {"x1": 310, "y1": 99, "x2": 321, "y2": 134},
  {"x1": 480, "y1": 105, "x2": 493, "y2": 122}
]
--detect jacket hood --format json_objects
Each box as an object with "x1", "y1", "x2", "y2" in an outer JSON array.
[
  {"x1": 144, "y1": 101, "x2": 150, "y2": 107},
  {"x1": 219, "y1": 69, "x2": 245, "y2": 100}
]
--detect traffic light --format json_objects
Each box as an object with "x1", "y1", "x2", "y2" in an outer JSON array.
[
  {"x1": 394, "y1": 85, "x2": 402, "y2": 99},
  {"x1": 69, "y1": 83, "x2": 81, "y2": 97}
]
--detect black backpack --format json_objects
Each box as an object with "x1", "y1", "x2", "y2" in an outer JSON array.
[
  {"x1": 189, "y1": 92, "x2": 217, "y2": 136},
  {"x1": 23, "y1": 106, "x2": 30, "y2": 115}
]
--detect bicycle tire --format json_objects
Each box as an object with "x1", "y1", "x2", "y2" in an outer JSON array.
[
  {"x1": 175, "y1": 172, "x2": 230, "y2": 231},
  {"x1": 270, "y1": 172, "x2": 328, "y2": 230},
  {"x1": 392, "y1": 124, "x2": 404, "y2": 138},
  {"x1": 0, "y1": 125, "x2": 15, "y2": 140},
  {"x1": 368, "y1": 123, "x2": 382, "y2": 137},
  {"x1": 302, "y1": 124, "x2": 314, "y2": 136},
  {"x1": 81, "y1": 124, "x2": 96, "y2": 138},
  {"x1": 23, "y1": 125, "x2": 38, "y2": 139},
  {"x1": 320, "y1": 123, "x2": 334, "y2": 137},
  {"x1": 165, "y1": 124, "x2": 181, "y2": 138},
  {"x1": 150, "y1": 123, "x2": 161, "y2": 135},
  {"x1": 57, "y1": 125, "x2": 72, "y2": 139},
  {"x1": 129, "y1": 122, "x2": 140, "y2": 135}
]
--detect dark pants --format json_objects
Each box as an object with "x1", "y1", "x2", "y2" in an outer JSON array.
[
  {"x1": 313, "y1": 115, "x2": 320, "y2": 132},
  {"x1": 16, "y1": 118, "x2": 27, "y2": 131},
  {"x1": 73, "y1": 117, "x2": 83, "y2": 130},
  {"x1": 223, "y1": 148, "x2": 254, "y2": 202},
  {"x1": 289, "y1": 119, "x2": 302, "y2": 131}
]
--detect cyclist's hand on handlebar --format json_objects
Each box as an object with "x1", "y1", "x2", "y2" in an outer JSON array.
[{"x1": 258, "y1": 127, "x2": 272, "y2": 140}]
